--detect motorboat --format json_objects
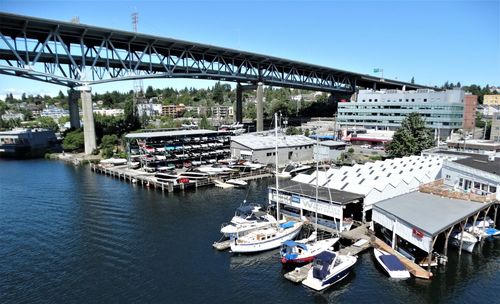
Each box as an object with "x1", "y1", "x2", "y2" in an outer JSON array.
[
  {"x1": 226, "y1": 179, "x2": 248, "y2": 187},
  {"x1": 196, "y1": 164, "x2": 235, "y2": 175},
  {"x1": 276, "y1": 162, "x2": 312, "y2": 178},
  {"x1": 302, "y1": 250, "x2": 357, "y2": 291},
  {"x1": 280, "y1": 231, "x2": 339, "y2": 264},
  {"x1": 373, "y1": 248, "x2": 411, "y2": 279},
  {"x1": 229, "y1": 220, "x2": 303, "y2": 253},
  {"x1": 220, "y1": 204, "x2": 277, "y2": 238},
  {"x1": 449, "y1": 230, "x2": 478, "y2": 253},
  {"x1": 466, "y1": 224, "x2": 500, "y2": 238}
]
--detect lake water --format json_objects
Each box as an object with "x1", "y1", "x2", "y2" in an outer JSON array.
[{"x1": 0, "y1": 159, "x2": 499, "y2": 303}]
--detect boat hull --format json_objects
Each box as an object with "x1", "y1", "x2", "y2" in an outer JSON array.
[
  {"x1": 230, "y1": 222, "x2": 302, "y2": 253},
  {"x1": 373, "y1": 248, "x2": 411, "y2": 279},
  {"x1": 449, "y1": 232, "x2": 477, "y2": 253},
  {"x1": 280, "y1": 238, "x2": 339, "y2": 264},
  {"x1": 302, "y1": 255, "x2": 357, "y2": 291}
]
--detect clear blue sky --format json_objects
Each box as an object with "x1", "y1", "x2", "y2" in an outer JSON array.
[{"x1": 1, "y1": 0, "x2": 499, "y2": 98}]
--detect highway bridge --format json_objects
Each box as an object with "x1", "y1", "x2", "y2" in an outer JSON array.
[{"x1": 0, "y1": 13, "x2": 432, "y2": 154}]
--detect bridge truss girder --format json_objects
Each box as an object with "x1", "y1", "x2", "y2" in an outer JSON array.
[{"x1": 0, "y1": 28, "x2": 355, "y2": 92}]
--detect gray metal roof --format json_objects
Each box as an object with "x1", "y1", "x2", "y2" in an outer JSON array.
[
  {"x1": 270, "y1": 179, "x2": 363, "y2": 205},
  {"x1": 125, "y1": 129, "x2": 220, "y2": 139},
  {"x1": 453, "y1": 155, "x2": 500, "y2": 176},
  {"x1": 231, "y1": 134, "x2": 315, "y2": 150},
  {"x1": 374, "y1": 191, "x2": 491, "y2": 236}
]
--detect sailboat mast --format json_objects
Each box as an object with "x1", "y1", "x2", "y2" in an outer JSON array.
[
  {"x1": 315, "y1": 135, "x2": 319, "y2": 234},
  {"x1": 274, "y1": 112, "x2": 280, "y2": 221}
]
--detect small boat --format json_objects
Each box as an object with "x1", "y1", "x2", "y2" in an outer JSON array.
[
  {"x1": 214, "y1": 180, "x2": 234, "y2": 189},
  {"x1": 280, "y1": 231, "x2": 339, "y2": 264},
  {"x1": 276, "y1": 162, "x2": 312, "y2": 178},
  {"x1": 302, "y1": 250, "x2": 357, "y2": 291},
  {"x1": 230, "y1": 221, "x2": 303, "y2": 253},
  {"x1": 449, "y1": 230, "x2": 478, "y2": 253},
  {"x1": 373, "y1": 248, "x2": 411, "y2": 279},
  {"x1": 226, "y1": 179, "x2": 248, "y2": 187}
]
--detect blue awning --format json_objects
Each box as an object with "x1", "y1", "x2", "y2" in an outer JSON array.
[{"x1": 283, "y1": 240, "x2": 308, "y2": 250}]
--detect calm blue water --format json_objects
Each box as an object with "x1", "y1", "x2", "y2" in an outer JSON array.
[{"x1": 0, "y1": 159, "x2": 499, "y2": 303}]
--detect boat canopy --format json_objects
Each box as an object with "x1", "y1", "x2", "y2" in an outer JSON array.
[
  {"x1": 280, "y1": 221, "x2": 295, "y2": 229},
  {"x1": 313, "y1": 251, "x2": 336, "y2": 280},
  {"x1": 282, "y1": 240, "x2": 308, "y2": 250},
  {"x1": 379, "y1": 254, "x2": 406, "y2": 271},
  {"x1": 236, "y1": 205, "x2": 258, "y2": 214}
]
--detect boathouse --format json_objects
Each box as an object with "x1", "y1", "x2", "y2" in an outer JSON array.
[
  {"x1": 290, "y1": 155, "x2": 443, "y2": 221},
  {"x1": 268, "y1": 179, "x2": 363, "y2": 231},
  {"x1": 372, "y1": 190, "x2": 497, "y2": 266}
]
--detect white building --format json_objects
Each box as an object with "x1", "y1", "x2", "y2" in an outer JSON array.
[
  {"x1": 93, "y1": 109, "x2": 125, "y2": 116},
  {"x1": 1, "y1": 111, "x2": 24, "y2": 121},
  {"x1": 230, "y1": 132, "x2": 316, "y2": 166},
  {"x1": 40, "y1": 106, "x2": 69, "y2": 120},
  {"x1": 137, "y1": 103, "x2": 162, "y2": 117}
]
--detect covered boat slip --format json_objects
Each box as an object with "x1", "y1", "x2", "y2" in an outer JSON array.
[
  {"x1": 373, "y1": 191, "x2": 496, "y2": 268},
  {"x1": 268, "y1": 179, "x2": 364, "y2": 232}
]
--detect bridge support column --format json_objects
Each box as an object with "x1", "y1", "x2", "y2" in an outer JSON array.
[
  {"x1": 256, "y1": 82, "x2": 263, "y2": 132},
  {"x1": 68, "y1": 89, "x2": 81, "y2": 129},
  {"x1": 236, "y1": 83, "x2": 243, "y2": 123},
  {"x1": 80, "y1": 86, "x2": 97, "y2": 155}
]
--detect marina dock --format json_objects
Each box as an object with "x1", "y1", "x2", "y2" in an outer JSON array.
[{"x1": 91, "y1": 163, "x2": 272, "y2": 193}]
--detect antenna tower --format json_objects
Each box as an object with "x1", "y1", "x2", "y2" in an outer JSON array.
[{"x1": 131, "y1": 12, "x2": 144, "y2": 101}]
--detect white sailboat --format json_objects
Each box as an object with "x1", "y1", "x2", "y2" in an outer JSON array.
[
  {"x1": 230, "y1": 113, "x2": 303, "y2": 253},
  {"x1": 280, "y1": 138, "x2": 339, "y2": 264}
]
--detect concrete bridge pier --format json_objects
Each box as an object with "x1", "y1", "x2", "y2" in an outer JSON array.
[
  {"x1": 80, "y1": 85, "x2": 97, "y2": 155},
  {"x1": 68, "y1": 89, "x2": 81, "y2": 129},
  {"x1": 236, "y1": 83, "x2": 243, "y2": 123},
  {"x1": 256, "y1": 82, "x2": 264, "y2": 132}
]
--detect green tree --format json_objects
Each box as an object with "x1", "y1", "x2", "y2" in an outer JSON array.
[
  {"x1": 145, "y1": 85, "x2": 156, "y2": 99},
  {"x1": 286, "y1": 126, "x2": 301, "y2": 135},
  {"x1": 124, "y1": 98, "x2": 141, "y2": 131},
  {"x1": 386, "y1": 112, "x2": 434, "y2": 158},
  {"x1": 199, "y1": 115, "x2": 212, "y2": 130},
  {"x1": 212, "y1": 82, "x2": 224, "y2": 104},
  {"x1": 31, "y1": 116, "x2": 59, "y2": 131},
  {"x1": 410, "y1": 77, "x2": 415, "y2": 84},
  {"x1": 100, "y1": 134, "x2": 118, "y2": 158},
  {"x1": 475, "y1": 112, "x2": 486, "y2": 129},
  {"x1": 62, "y1": 129, "x2": 84, "y2": 151},
  {"x1": 304, "y1": 129, "x2": 310, "y2": 137}
]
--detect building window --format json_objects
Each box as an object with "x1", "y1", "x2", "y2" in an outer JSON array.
[{"x1": 424, "y1": 99, "x2": 427, "y2": 102}]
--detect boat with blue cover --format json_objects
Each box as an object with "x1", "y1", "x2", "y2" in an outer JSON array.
[
  {"x1": 280, "y1": 232, "x2": 339, "y2": 264},
  {"x1": 373, "y1": 248, "x2": 410, "y2": 279},
  {"x1": 302, "y1": 250, "x2": 357, "y2": 291}
]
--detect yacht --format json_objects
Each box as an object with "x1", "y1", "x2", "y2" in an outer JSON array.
[
  {"x1": 220, "y1": 204, "x2": 277, "y2": 238},
  {"x1": 302, "y1": 250, "x2": 357, "y2": 291}
]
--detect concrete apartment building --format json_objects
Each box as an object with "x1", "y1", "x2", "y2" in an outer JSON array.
[
  {"x1": 162, "y1": 104, "x2": 186, "y2": 117},
  {"x1": 211, "y1": 106, "x2": 234, "y2": 120},
  {"x1": 484, "y1": 95, "x2": 500, "y2": 106},
  {"x1": 338, "y1": 89, "x2": 475, "y2": 138}
]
